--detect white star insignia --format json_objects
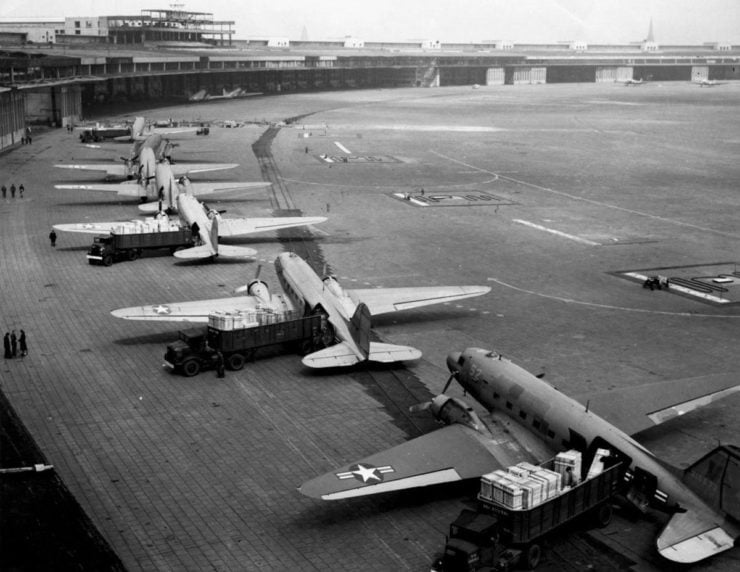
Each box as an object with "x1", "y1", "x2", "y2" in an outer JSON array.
[
  {"x1": 153, "y1": 304, "x2": 171, "y2": 314},
  {"x1": 336, "y1": 463, "x2": 394, "y2": 483}
]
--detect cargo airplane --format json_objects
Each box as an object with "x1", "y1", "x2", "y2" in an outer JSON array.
[
  {"x1": 56, "y1": 155, "x2": 266, "y2": 209},
  {"x1": 624, "y1": 78, "x2": 644, "y2": 86},
  {"x1": 110, "y1": 252, "x2": 491, "y2": 367},
  {"x1": 300, "y1": 347, "x2": 740, "y2": 565}
]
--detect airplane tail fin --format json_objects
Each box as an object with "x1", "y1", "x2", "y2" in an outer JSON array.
[
  {"x1": 682, "y1": 445, "x2": 740, "y2": 520},
  {"x1": 348, "y1": 302, "x2": 371, "y2": 358}
]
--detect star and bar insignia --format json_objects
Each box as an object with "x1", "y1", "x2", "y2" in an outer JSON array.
[
  {"x1": 152, "y1": 304, "x2": 172, "y2": 315},
  {"x1": 336, "y1": 463, "x2": 394, "y2": 483}
]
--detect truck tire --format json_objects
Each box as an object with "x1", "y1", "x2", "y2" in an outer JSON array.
[
  {"x1": 181, "y1": 358, "x2": 201, "y2": 377},
  {"x1": 524, "y1": 543, "x2": 541, "y2": 570},
  {"x1": 227, "y1": 353, "x2": 246, "y2": 371},
  {"x1": 102, "y1": 254, "x2": 114, "y2": 267},
  {"x1": 127, "y1": 249, "x2": 140, "y2": 261},
  {"x1": 594, "y1": 502, "x2": 613, "y2": 528}
]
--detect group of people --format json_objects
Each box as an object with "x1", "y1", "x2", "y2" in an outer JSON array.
[
  {"x1": 1, "y1": 183, "x2": 25, "y2": 199},
  {"x1": 3, "y1": 330, "x2": 28, "y2": 359},
  {"x1": 21, "y1": 126, "x2": 33, "y2": 145}
]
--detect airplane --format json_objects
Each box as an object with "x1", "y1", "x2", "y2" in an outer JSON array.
[
  {"x1": 55, "y1": 155, "x2": 265, "y2": 209},
  {"x1": 188, "y1": 89, "x2": 208, "y2": 102},
  {"x1": 696, "y1": 78, "x2": 725, "y2": 87},
  {"x1": 53, "y1": 193, "x2": 327, "y2": 261},
  {"x1": 623, "y1": 78, "x2": 644, "y2": 86},
  {"x1": 299, "y1": 347, "x2": 740, "y2": 564},
  {"x1": 110, "y1": 252, "x2": 491, "y2": 367}
]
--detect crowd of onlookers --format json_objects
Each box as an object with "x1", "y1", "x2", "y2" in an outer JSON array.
[
  {"x1": 3, "y1": 330, "x2": 28, "y2": 359},
  {"x1": 1, "y1": 183, "x2": 25, "y2": 199}
]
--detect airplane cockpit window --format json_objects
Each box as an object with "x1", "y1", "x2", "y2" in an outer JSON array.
[{"x1": 458, "y1": 355, "x2": 465, "y2": 366}]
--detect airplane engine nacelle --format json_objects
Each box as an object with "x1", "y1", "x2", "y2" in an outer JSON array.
[
  {"x1": 322, "y1": 276, "x2": 344, "y2": 298},
  {"x1": 432, "y1": 395, "x2": 484, "y2": 432},
  {"x1": 247, "y1": 280, "x2": 270, "y2": 304}
]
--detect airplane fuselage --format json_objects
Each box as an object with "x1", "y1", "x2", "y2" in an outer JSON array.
[
  {"x1": 176, "y1": 194, "x2": 215, "y2": 250},
  {"x1": 452, "y1": 348, "x2": 724, "y2": 520}
]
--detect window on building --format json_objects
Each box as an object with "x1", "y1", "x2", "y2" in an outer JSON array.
[{"x1": 75, "y1": 21, "x2": 80, "y2": 28}]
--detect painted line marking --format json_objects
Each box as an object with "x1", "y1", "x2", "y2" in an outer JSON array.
[
  {"x1": 334, "y1": 141, "x2": 351, "y2": 154},
  {"x1": 487, "y1": 278, "x2": 740, "y2": 317},
  {"x1": 623, "y1": 272, "x2": 730, "y2": 304},
  {"x1": 513, "y1": 219, "x2": 600, "y2": 246}
]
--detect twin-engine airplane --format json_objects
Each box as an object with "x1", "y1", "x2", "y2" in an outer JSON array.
[
  {"x1": 624, "y1": 78, "x2": 644, "y2": 86},
  {"x1": 696, "y1": 78, "x2": 725, "y2": 87},
  {"x1": 110, "y1": 252, "x2": 491, "y2": 367},
  {"x1": 55, "y1": 154, "x2": 266, "y2": 209},
  {"x1": 54, "y1": 194, "x2": 325, "y2": 261},
  {"x1": 299, "y1": 347, "x2": 740, "y2": 564}
]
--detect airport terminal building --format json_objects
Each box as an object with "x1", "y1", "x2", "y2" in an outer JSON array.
[{"x1": 1, "y1": 7, "x2": 738, "y2": 150}]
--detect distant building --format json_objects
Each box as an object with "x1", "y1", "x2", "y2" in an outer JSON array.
[
  {"x1": 343, "y1": 37, "x2": 364, "y2": 49},
  {"x1": 267, "y1": 37, "x2": 290, "y2": 48},
  {"x1": 0, "y1": 19, "x2": 64, "y2": 43},
  {"x1": 569, "y1": 40, "x2": 588, "y2": 52},
  {"x1": 421, "y1": 39, "x2": 441, "y2": 50}
]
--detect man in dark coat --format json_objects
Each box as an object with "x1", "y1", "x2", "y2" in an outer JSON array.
[
  {"x1": 19, "y1": 330, "x2": 27, "y2": 357},
  {"x1": 3, "y1": 333, "x2": 10, "y2": 359},
  {"x1": 49, "y1": 229, "x2": 57, "y2": 247},
  {"x1": 10, "y1": 330, "x2": 17, "y2": 357}
]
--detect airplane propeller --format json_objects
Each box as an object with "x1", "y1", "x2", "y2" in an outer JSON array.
[{"x1": 234, "y1": 264, "x2": 262, "y2": 294}]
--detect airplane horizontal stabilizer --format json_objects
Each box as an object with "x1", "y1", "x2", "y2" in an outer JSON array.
[
  {"x1": 348, "y1": 285, "x2": 491, "y2": 316},
  {"x1": 575, "y1": 372, "x2": 740, "y2": 436},
  {"x1": 213, "y1": 244, "x2": 258, "y2": 259},
  {"x1": 184, "y1": 181, "x2": 271, "y2": 197},
  {"x1": 217, "y1": 216, "x2": 327, "y2": 237},
  {"x1": 170, "y1": 163, "x2": 239, "y2": 177},
  {"x1": 367, "y1": 342, "x2": 421, "y2": 364},
  {"x1": 54, "y1": 163, "x2": 127, "y2": 177},
  {"x1": 657, "y1": 512, "x2": 736, "y2": 563},
  {"x1": 110, "y1": 295, "x2": 264, "y2": 322},
  {"x1": 137, "y1": 202, "x2": 161, "y2": 213},
  {"x1": 53, "y1": 222, "x2": 122, "y2": 235},
  {"x1": 299, "y1": 423, "x2": 523, "y2": 500},
  {"x1": 173, "y1": 245, "x2": 218, "y2": 260},
  {"x1": 55, "y1": 182, "x2": 142, "y2": 196},
  {"x1": 302, "y1": 342, "x2": 363, "y2": 368}
]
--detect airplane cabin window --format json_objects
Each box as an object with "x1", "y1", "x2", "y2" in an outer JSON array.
[
  {"x1": 493, "y1": 392, "x2": 500, "y2": 399},
  {"x1": 547, "y1": 430, "x2": 555, "y2": 439},
  {"x1": 533, "y1": 419, "x2": 541, "y2": 430},
  {"x1": 519, "y1": 411, "x2": 527, "y2": 420},
  {"x1": 505, "y1": 401, "x2": 513, "y2": 410}
]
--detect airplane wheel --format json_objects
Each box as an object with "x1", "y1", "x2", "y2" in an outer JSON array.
[
  {"x1": 594, "y1": 502, "x2": 613, "y2": 528},
  {"x1": 227, "y1": 353, "x2": 245, "y2": 371},
  {"x1": 102, "y1": 254, "x2": 114, "y2": 267},
  {"x1": 181, "y1": 358, "x2": 201, "y2": 377},
  {"x1": 524, "y1": 543, "x2": 541, "y2": 570}
]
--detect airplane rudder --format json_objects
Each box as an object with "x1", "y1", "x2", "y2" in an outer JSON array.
[{"x1": 683, "y1": 445, "x2": 740, "y2": 520}]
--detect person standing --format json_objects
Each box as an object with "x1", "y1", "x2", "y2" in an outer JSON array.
[
  {"x1": 49, "y1": 228, "x2": 57, "y2": 247},
  {"x1": 10, "y1": 330, "x2": 17, "y2": 358},
  {"x1": 10, "y1": 184, "x2": 15, "y2": 198},
  {"x1": 3, "y1": 333, "x2": 10, "y2": 359},
  {"x1": 19, "y1": 184, "x2": 24, "y2": 198},
  {"x1": 1, "y1": 184, "x2": 6, "y2": 199},
  {"x1": 19, "y1": 330, "x2": 27, "y2": 357}
]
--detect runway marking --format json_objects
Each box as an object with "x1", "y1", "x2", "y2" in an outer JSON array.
[
  {"x1": 513, "y1": 219, "x2": 600, "y2": 246},
  {"x1": 487, "y1": 278, "x2": 740, "y2": 318},
  {"x1": 433, "y1": 151, "x2": 740, "y2": 240},
  {"x1": 280, "y1": 176, "x2": 500, "y2": 189},
  {"x1": 334, "y1": 141, "x2": 351, "y2": 154}
]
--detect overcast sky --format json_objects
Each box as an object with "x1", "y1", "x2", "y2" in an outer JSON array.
[{"x1": 2, "y1": 0, "x2": 739, "y2": 44}]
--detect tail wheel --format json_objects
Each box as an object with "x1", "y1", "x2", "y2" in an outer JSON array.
[
  {"x1": 524, "y1": 543, "x2": 541, "y2": 570},
  {"x1": 227, "y1": 353, "x2": 246, "y2": 371},
  {"x1": 181, "y1": 358, "x2": 201, "y2": 377},
  {"x1": 594, "y1": 502, "x2": 613, "y2": 528}
]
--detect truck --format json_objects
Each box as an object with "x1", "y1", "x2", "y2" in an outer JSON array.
[
  {"x1": 87, "y1": 227, "x2": 194, "y2": 266},
  {"x1": 164, "y1": 314, "x2": 327, "y2": 376},
  {"x1": 432, "y1": 456, "x2": 626, "y2": 571}
]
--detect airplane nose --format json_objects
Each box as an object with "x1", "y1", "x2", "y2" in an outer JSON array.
[{"x1": 447, "y1": 352, "x2": 462, "y2": 373}]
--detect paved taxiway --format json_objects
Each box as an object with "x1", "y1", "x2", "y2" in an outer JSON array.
[{"x1": 1, "y1": 82, "x2": 740, "y2": 570}]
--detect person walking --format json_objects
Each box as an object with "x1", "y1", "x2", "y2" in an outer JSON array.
[
  {"x1": 10, "y1": 184, "x2": 16, "y2": 198},
  {"x1": 19, "y1": 184, "x2": 24, "y2": 198},
  {"x1": 1, "y1": 184, "x2": 6, "y2": 199},
  {"x1": 3, "y1": 333, "x2": 10, "y2": 359},
  {"x1": 10, "y1": 330, "x2": 17, "y2": 358},
  {"x1": 49, "y1": 228, "x2": 57, "y2": 247},
  {"x1": 19, "y1": 330, "x2": 27, "y2": 357}
]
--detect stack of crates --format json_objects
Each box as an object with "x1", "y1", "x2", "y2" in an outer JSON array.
[
  {"x1": 554, "y1": 450, "x2": 582, "y2": 487},
  {"x1": 479, "y1": 462, "x2": 563, "y2": 510},
  {"x1": 586, "y1": 448, "x2": 612, "y2": 479},
  {"x1": 208, "y1": 311, "x2": 259, "y2": 330}
]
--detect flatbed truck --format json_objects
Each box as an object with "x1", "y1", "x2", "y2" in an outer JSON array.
[
  {"x1": 87, "y1": 228, "x2": 194, "y2": 266},
  {"x1": 164, "y1": 314, "x2": 327, "y2": 376},
  {"x1": 432, "y1": 459, "x2": 625, "y2": 571}
]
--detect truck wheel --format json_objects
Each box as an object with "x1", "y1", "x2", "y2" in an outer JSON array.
[
  {"x1": 594, "y1": 502, "x2": 613, "y2": 528},
  {"x1": 128, "y1": 249, "x2": 140, "y2": 261},
  {"x1": 181, "y1": 358, "x2": 201, "y2": 377},
  {"x1": 227, "y1": 353, "x2": 246, "y2": 371},
  {"x1": 102, "y1": 254, "x2": 114, "y2": 267},
  {"x1": 524, "y1": 543, "x2": 541, "y2": 570}
]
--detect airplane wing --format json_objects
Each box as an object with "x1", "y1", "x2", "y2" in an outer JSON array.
[
  {"x1": 184, "y1": 181, "x2": 271, "y2": 197},
  {"x1": 301, "y1": 341, "x2": 421, "y2": 369},
  {"x1": 53, "y1": 222, "x2": 125, "y2": 235},
  {"x1": 55, "y1": 183, "x2": 143, "y2": 197},
  {"x1": 656, "y1": 510, "x2": 736, "y2": 564},
  {"x1": 574, "y1": 372, "x2": 740, "y2": 436},
  {"x1": 54, "y1": 163, "x2": 128, "y2": 177},
  {"x1": 110, "y1": 295, "x2": 263, "y2": 322},
  {"x1": 169, "y1": 163, "x2": 238, "y2": 176},
  {"x1": 347, "y1": 286, "x2": 491, "y2": 316},
  {"x1": 299, "y1": 410, "x2": 548, "y2": 500},
  {"x1": 216, "y1": 216, "x2": 327, "y2": 237}
]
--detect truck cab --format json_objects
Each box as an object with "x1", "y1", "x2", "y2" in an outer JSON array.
[
  {"x1": 87, "y1": 236, "x2": 116, "y2": 266},
  {"x1": 164, "y1": 329, "x2": 215, "y2": 377},
  {"x1": 434, "y1": 509, "x2": 508, "y2": 572}
]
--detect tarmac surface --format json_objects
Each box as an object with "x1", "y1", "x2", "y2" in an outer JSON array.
[{"x1": 1, "y1": 82, "x2": 740, "y2": 571}]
